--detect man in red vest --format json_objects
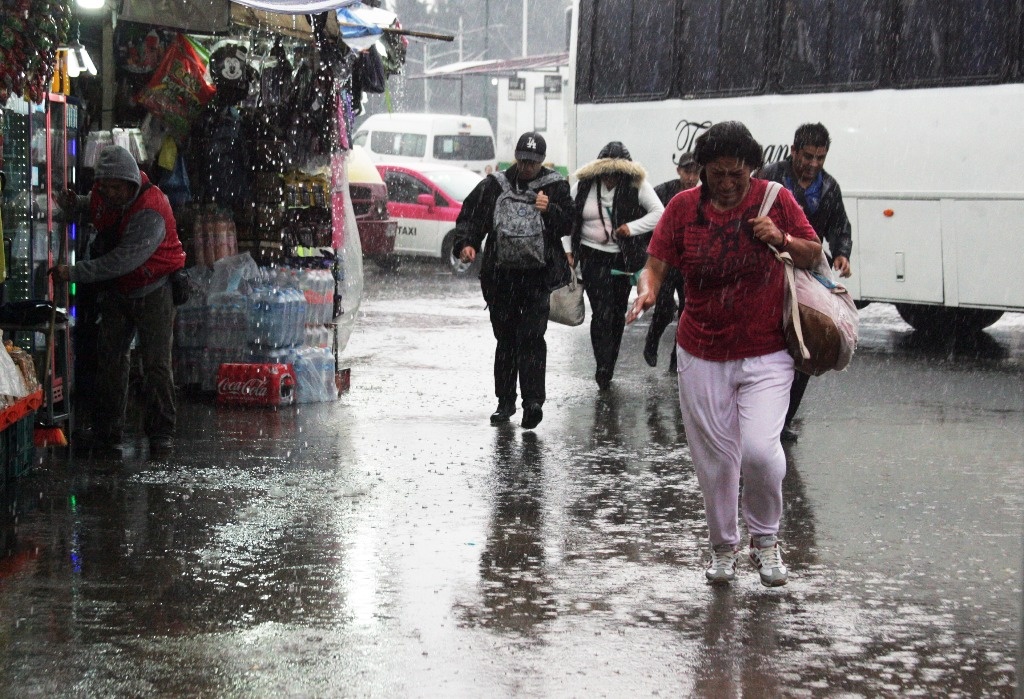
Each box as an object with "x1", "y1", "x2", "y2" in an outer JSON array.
[{"x1": 52, "y1": 145, "x2": 185, "y2": 459}]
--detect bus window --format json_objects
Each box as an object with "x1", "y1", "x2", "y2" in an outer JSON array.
[
  {"x1": 677, "y1": 0, "x2": 770, "y2": 97},
  {"x1": 778, "y1": 0, "x2": 882, "y2": 91},
  {"x1": 895, "y1": 0, "x2": 1008, "y2": 86},
  {"x1": 590, "y1": 0, "x2": 674, "y2": 100}
]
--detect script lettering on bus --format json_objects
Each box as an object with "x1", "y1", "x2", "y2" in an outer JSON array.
[
  {"x1": 673, "y1": 119, "x2": 712, "y2": 164},
  {"x1": 762, "y1": 144, "x2": 791, "y2": 164}
]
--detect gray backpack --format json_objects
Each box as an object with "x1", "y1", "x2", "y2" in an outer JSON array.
[{"x1": 492, "y1": 171, "x2": 562, "y2": 269}]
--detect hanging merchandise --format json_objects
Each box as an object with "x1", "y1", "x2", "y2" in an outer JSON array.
[
  {"x1": 380, "y1": 25, "x2": 408, "y2": 77},
  {"x1": 208, "y1": 42, "x2": 259, "y2": 107},
  {"x1": 136, "y1": 34, "x2": 217, "y2": 140},
  {"x1": 158, "y1": 149, "x2": 193, "y2": 209},
  {"x1": 0, "y1": 0, "x2": 72, "y2": 103},
  {"x1": 116, "y1": 26, "x2": 172, "y2": 76},
  {"x1": 285, "y1": 15, "x2": 352, "y2": 160},
  {"x1": 354, "y1": 45, "x2": 387, "y2": 94},
  {"x1": 190, "y1": 105, "x2": 251, "y2": 210},
  {"x1": 257, "y1": 39, "x2": 293, "y2": 111}
]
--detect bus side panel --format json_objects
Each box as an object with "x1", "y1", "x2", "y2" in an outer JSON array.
[
  {"x1": 856, "y1": 199, "x2": 943, "y2": 304},
  {"x1": 947, "y1": 200, "x2": 1024, "y2": 308},
  {"x1": 844, "y1": 198, "x2": 862, "y2": 301}
]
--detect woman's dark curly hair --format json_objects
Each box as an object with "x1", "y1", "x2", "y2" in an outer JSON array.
[{"x1": 693, "y1": 121, "x2": 764, "y2": 170}]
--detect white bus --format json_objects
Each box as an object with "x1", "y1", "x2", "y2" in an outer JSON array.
[{"x1": 567, "y1": 0, "x2": 1024, "y2": 333}]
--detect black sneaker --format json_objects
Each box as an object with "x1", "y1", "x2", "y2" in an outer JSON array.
[
  {"x1": 521, "y1": 404, "x2": 543, "y2": 429},
  {"x1": 73, "y1": 434, "x2": 124, "y2": 459},
  {"x1": 490, "y1": 403, "x2": 516, "y2": 424},
  {"x1": 643, "y1": 345, "x2": 658, "y2": 367},
  {"x1": 149, "y1": 437, "x2": 174, "y2": 460}
]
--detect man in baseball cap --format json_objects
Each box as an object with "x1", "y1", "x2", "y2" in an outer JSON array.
[
  {"x1": 645, "y1": 151, "x2": 700, "y2": 371},
  {"x1": 451, "y1": 131, "x2": 572, "y2": 429},
  {"x1": 514, "y1": 131, "x2": 547, "y2": 163}
]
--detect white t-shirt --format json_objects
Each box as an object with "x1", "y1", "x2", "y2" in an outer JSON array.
[{"x1": 562, "y1": 180, "x2": 664, "y2": 253}]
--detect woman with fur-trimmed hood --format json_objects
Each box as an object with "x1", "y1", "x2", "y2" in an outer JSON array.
[{"x1": 564, "y1": 141, "x2": 664, "y2": 390}]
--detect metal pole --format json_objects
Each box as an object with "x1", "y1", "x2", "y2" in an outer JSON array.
[
  {"x1": 459, "y1": 17, "x2": 464, "y2": 115},
  {"x1": 423, "y1": 43, "x2": 430, "y2": 112},
  {"x1": 484, "y1": 0, "x2": 490, "y2": 122},
  {"x1": 522, "y1": 0, "x2": 528, "y2": 57}
]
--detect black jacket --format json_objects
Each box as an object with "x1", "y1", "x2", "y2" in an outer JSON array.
[
  {"x1": 453, "y1": 164, "x2": 573, "y2": 297},
  {"x1": 570, "y1": 158, "x2": 651, "y2": 273},
  {"x1": 653, "y1": 179, "x2": 684, "y2": 207},
  {"x1": 758, "y1": 159, "x2": 853, "y2": 260}
]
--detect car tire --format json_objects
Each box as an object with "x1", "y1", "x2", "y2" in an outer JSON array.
[
  {"x1": 442, "y1": 231, "x2": 479, "y2": 277},
  {"x1": 373, "y1": 255, "x2": 402, "y2": 272}
]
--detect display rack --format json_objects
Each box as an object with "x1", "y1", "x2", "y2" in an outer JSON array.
[{"x1": 1, "y1": 94, "x2": 76, "y2": 432}]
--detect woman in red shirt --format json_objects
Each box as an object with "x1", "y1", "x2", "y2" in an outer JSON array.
[{"x1": 627, "y1": 122, "x2": 821, "y2": 587}]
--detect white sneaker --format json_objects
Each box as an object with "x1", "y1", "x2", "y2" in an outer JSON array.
[
  {"x1": 749, "y1": 536, "x2": 788, "y2": 587},
  {"x1": 705, "y1": 546, "x2": 738, "y2": 584}
]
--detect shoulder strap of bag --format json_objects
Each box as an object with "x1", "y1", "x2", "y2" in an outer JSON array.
[
  {"x1": 527, "y1": 171, "x2": 563, "y2": 192},
  {"x1": 760, "y1": 180, "x2": 810, "y2": 360},
  {"x1": 492, "y1": 171, "x2": 513, "y2": 194},
  {"x1": 759, "y1": 180, "x2": 783, "y2": 219},
  {"x1": 783, "y1": 260, "x2": 810, "y2": 361}
]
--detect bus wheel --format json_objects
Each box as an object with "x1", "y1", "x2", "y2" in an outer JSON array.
[
  {"x1": 442, "y1": 231, "x2": 479, "y2": 277},
  {"x1": 894, "y1": 304, "x2": 1004, "y2": 335}
]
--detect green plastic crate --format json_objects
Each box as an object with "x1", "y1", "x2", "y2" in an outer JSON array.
[{"x1": 4, "y1": 412, "x2": 35, "y2": 479}]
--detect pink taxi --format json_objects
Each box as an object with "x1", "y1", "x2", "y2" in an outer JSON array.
[{"x1": 376, "y1": 163, "x2": 484, "y2": 275}]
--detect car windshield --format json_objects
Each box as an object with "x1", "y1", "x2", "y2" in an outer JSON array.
[{"x1": 424, "y1": 169, "x2": 484, "y2": 203}]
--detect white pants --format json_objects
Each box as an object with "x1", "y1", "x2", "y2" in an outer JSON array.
[{"x1": 676, "y1": 346, "x2": 794, "y2": 549}]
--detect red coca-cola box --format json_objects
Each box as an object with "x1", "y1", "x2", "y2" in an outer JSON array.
[{"x1": 216, "y1": 363, "x2": 296, "y2": 407}]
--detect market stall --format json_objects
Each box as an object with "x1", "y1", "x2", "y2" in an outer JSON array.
[{"x1": 0, "y1": 0, "x2": 420, "y2": 476}]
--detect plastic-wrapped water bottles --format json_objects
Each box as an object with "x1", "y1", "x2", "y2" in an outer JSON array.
[
  {"x1": 248, "y1": 284, "x2": 273, "y2": 348},
  {"x1": 291, "y1": 346, "x2": 337, "y2": 403}
]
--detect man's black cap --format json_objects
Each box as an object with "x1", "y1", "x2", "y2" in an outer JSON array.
[{"x1": 515, "y1": 132, "x2": 546, "y2": 162}]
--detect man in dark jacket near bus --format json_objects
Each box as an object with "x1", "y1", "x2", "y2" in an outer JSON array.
[
  {"x1": 758, "y1": 122, "x2": 853, "y2": 442},
  {"x1": 52, "y1": 145, "x2": 186, "y2": 459},
  {"x1": 454, "y1": 132, "x2": 573, "y2": 429},
  {"x1": 644, "y1": 151, "x2": 700, "y2": 371}
]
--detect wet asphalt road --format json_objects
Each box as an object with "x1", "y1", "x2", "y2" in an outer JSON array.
[{"x1": 1, "y1": 258, "x2": 1022, "y2": 698}]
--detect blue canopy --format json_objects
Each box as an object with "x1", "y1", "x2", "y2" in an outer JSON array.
[{"x1": 337, "y1": 2, "x2": 397, "y2": 51}]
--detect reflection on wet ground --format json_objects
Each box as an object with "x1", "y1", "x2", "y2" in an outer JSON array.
[{"x1": 1, "y1": 263, "x2": 1021, "y2": 696}]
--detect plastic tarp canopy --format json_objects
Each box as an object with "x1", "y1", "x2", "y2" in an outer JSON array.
[
  {"x1": 118, "y1": 0, "x2": 361, "y2": 33},
  {"x1": 118, "y1": 0, "x2": 233, "y2": 33},
  {"x1": 231, "y1": 0, "x2": 361, "y2": 15},
  {"x1": 337, "y1": 2, "x2": 397, "y2": 51}
]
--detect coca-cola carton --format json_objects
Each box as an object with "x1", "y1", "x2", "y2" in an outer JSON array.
[{"x1": 216, "y1": 363, "x2": 296, "y2": 407}]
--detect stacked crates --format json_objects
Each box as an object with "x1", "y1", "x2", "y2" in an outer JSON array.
[{"x1": 4, "y1": 412, "x2": 35, "y2": 478}]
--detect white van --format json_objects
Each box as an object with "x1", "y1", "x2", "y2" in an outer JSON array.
[{"x1": 352, "y1": 113, "x2": 498, "y2": 176}]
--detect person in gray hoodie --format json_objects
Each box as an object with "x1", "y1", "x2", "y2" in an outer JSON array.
[{"x1": 52, "y1": 145, "x2": 185, "y2": 459}]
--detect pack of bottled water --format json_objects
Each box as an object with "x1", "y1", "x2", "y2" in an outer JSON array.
[{"x1": 174, "y1": 261, "x2": 338, "y2": 402}]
